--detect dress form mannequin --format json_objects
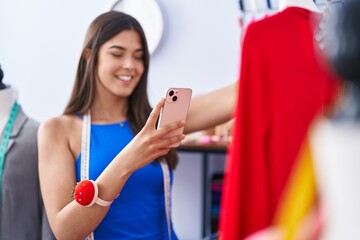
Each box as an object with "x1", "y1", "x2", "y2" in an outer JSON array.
[
  {"x1": 0, "y1": 66, "x2": 17, "y2": 136},
  {"x1": 279, "y1": 0, "x2": 320, "y2": 12},
  {"x1": 0, "y1": 65, "x2": 55, "y2": 239}
]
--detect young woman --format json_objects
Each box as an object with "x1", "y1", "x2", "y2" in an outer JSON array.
[{"x1": 38, "y1": 11, "x2": 235, "y2": 240}]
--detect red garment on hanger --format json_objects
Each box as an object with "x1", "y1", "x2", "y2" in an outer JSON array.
[{"x1": 219, "y1": 7, "x2": 338, "y2": 240}]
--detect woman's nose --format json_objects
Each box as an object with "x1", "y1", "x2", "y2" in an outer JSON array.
[{"x1": 122, "y1": 56, "x2": 135, "y2": 70}]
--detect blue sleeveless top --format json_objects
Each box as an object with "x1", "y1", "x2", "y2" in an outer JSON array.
[{"x1": 75, "y1": 121, "x2": 178, "y2": 240}]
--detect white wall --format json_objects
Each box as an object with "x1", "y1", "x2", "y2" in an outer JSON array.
[{"x1": 0, "y1": 0, "x2": 240, "y2": 121}]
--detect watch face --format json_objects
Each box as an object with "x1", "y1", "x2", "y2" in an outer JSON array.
[{"x1": 106, "y1": 0, "x2": 164, "y2": 55}]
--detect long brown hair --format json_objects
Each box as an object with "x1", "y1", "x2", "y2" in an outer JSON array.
[{"x1": 64, "y1": 11, "x2": 178, "y2": 169}]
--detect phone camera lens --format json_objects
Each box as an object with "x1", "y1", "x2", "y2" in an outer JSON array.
[
  {"x1": 169, "y1": 90, "x2": 174, "y2": 96},
  {"x1": 172, "y1": 96, "x2": 177, "y2": 102}
]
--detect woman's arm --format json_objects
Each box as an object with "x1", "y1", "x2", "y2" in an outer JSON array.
[
  {"x1": 184, "y1": 82, "x2": 237, "y2": 134},
  {"x1": 38, "y1": 99, "x2": 185, "y2": 239}
]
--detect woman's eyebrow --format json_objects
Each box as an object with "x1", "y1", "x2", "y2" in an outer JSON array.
[
  {"x1": 108, "y1": 45, "x2": 144, "y2": 52},
  {"x1": 109, "y1": 45, "x2": 125, "y2": 50}
]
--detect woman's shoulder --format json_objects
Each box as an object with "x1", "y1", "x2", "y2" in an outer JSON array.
[
  {"x1": 40, "y1": 114, "x2": 80, "y2": 129},
  {"x1": 38, "y1": 115, "x2": 83, "y2": 158},
  {"x1": 39, "y1": 115, "x2": 81, "y2": 139}
]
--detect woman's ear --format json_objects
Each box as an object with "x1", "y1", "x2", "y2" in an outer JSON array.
[{"x1": 83, "y1": 48, "x2": 91, "y2": 60}]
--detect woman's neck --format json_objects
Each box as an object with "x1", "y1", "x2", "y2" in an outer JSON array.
[
  {"x1": 0, "y1": 87, "x2": 17, "y2": 135},
  {"x1": 279, "y1": 0, "x2": 320, "y2": 13},
  {"x1": 90, "y1": 97, "x2": 129, "y2": 124}
]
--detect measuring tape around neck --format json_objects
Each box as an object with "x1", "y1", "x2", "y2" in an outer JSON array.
[
  {"x1": 81, "y1": 111, "x2": 172, "y2": 240},
  {"x1": 81, "y1": 111, "x2": 94, "y2": 240},
  {"x1": 160, "y1": 159, "x2": 172, "y2": 240}
]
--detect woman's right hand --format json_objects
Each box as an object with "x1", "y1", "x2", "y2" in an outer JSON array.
[{"x1": 118, "y1": 98, "x2": 185, "y2": 172}]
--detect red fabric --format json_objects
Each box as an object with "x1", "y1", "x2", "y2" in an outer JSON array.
[{"x1": 219, "y1": 7, "x2": 339, "y2": 240}]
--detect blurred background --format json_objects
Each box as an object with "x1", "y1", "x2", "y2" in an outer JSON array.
[{"x1": 0, "y1": 0, "x2": 240, "y2": 121}]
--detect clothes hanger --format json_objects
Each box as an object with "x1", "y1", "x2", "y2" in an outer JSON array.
[
  {"x1": 266, "y1": 0, "x2": 272, "y2": 9},
  {"x1": 248, "y1": 0, "x2": 259, "y2": 13},
  {"x1": 239, "y1": 0, "x2": 244, "y2": 12},
  {"x1": 278, "y1": 0, "x2": 320, "y2": 12}
]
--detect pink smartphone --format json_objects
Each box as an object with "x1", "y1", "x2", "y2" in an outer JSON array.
[{"x1": 157, "y1": 87, "x2": 192, "y2": 147}]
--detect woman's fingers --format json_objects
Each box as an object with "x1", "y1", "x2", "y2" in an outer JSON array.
[
  {"x1": 137, "y1": 98, "x2": 187, "y2": 159},
  {"x1": 155, "y1": 120, "x2": 185, "y2": 144},
  {"x1": 146, "y1": 98, "x2": 165, "y2": 129},
  {"x1": 153, "y1": 121, "x2": 186, "y2": 149},
  {"x1": 144, "y1": 98, "x2": 186, "y2": 140},
  {"x1": 159, "y1": 133, "x2": 186, "y2": 149}
]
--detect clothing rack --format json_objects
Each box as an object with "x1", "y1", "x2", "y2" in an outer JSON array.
[{"x1": 238, "y1": 0, "x2": 344, "y2": 12}]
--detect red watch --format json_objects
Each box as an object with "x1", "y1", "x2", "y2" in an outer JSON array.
[{"x1": 73, "y1": 180, "x2": 113, "y2": 207}]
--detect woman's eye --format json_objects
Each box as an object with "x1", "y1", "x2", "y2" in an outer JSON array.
[
  {"x1": 110, "y1": 53, "x2": 123, "y2": 58},
  {"x1": 134, "y1": 55, "x2": 143, "y2": 60}
]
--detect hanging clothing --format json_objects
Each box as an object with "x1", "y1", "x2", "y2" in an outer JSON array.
[{"x1": 219, "y1": 7, "x2": 339, "y2": 240}]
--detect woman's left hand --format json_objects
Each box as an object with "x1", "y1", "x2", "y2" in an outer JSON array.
[{"x1": 117, "y1": 98, "x2": 185, "y2": 172}]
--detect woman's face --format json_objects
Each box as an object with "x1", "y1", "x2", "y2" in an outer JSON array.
[{"x1": 96, "y1": 29, "x2": 145, "y2": 99}]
